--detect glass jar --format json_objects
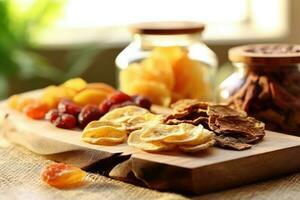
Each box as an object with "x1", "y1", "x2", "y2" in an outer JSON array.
[
  {"x1": 116, "y1": 21, "x2": 218, "y2": 106},
  {"x1": 219, "y1": 44, "x2": 300, "y2": 135}
]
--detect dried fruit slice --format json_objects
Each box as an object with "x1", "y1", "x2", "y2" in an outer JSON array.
[
  {"x1": 124, "y1": 113, "x2": 162, "y2": 131},
  {"x1": 73, "y1": 89, "x2": 110, "y2": 106},
  {"x1": 123, "y1": 80, "x2": 171, "y2": 106},
  {"x1": 42, "y1": 163, "x2": 86, "y2": 188},
  {"x1": 86, "y1": 83, "x2": 116, "y2": 93},
  {"x1": 151, "y1": 46, "x2": 185, "y2": 66},
  {"x1": 140, "y1": 123, "x2": 185, "y2": 142},
  {"x1": 100, "y1": 105, "x2": 149, "y2": 123},
  {"x1": 81, "y1": 121, "x2": 127, "y2": 145},
  {"x1": 62, "y1": 78, "x2": 87, "y2": 92},
  {"x1": 163, "y1": 124, "x2": 203, "y2": 144},
  {"x1": 41, "y1": 86, "x2": 77, "y2": 108},
  {"x1": 23, "y1": 102, "x2": 49, "y2": 119},
  {"x1": 140, "y1": 55, "x2": 174, "y2": 90},
  {"x1": 179, "y1": 139, "x2": 215, "y2": 153},
  {"x1": 128, "y1": 129, "x2": 174, "y2": 152}
]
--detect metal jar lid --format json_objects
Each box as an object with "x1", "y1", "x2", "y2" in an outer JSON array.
[
  {"x1": 129, "y1": 21, "x2": 205, "y2": 35},
  {"x1": 229, "y1": 44, "x2": 300, "y2": 66}
]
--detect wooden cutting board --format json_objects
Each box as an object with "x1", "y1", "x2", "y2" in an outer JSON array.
[{"x1": 1, "y1": 90, "x2": 300, "y2": 195}]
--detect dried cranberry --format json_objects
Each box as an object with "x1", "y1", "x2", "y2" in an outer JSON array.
[
  {"x1": 109, "y1": 91, "x2": 132, "y2": 104},
  {"x1": 132, "y1": 95, "x2": 152, "y2": 109},
  {"x1": 57, "y1": 99, "x2": 81, "y2": 116},
  {"x1": 45, "y1": 109, "x2": 60, "y2": 123},
  {"x1": 109, "y1": 101, "x2": 137, "y2": 111},
  {"x1": 78, "y1": 104, "x2": 103, "y2": 129},
  {"x1": 54, "y1": 114, "x2": 77, "y2": 129}
]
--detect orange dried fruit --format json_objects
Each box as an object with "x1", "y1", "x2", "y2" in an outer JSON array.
[
  {"x1": 86, "y1": 83, "x2": 116, "y2": 93},
  {"x1": 62, "y1": 78, "x2": 87, "y2": 92},
  {"x1": 42, "y1": 163, "x2": 86, "y2": 189},
  {"x1": 41, "y1": 86, "x2": 77, "y2": 108},
  {"x1": 73, "y1": 89, "x2": 109, "y2": 106},
  {"x1": 123, "y1": 80, "x2": 171, "y2": 106},
  {"x1": 151, "y1": 46, "x2": 185, "y2": 66},
  {"x1": 24, "y1": 102, "x2": 49, "y2": 119},
  {"x1": 16, "y1": 97, "x2": 37, "y2": 112},
  {"x1": 8, "y1": 95, "x2": 20, "y2": 109}
]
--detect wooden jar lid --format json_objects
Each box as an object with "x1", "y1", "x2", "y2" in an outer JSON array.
[
  {"x1": 129, "y1": 21, "x2": 205, "y2": 35},
  {"x1": 229, "y1": 44, "x2": 300, "y2": 65}
]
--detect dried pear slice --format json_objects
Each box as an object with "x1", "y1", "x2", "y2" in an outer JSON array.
[
  {"x1": 100, "y1": 106, "x2": 149, "y2": 123},
  {"x1": 164, "y1": 124, "x2": 203, "y2": 145},
  {"x1": 128, "y1": 129, "x2": 174, "y2": 152},
  {"x1": 140, "y1": 123, "x2": 185, "y2": 142}
]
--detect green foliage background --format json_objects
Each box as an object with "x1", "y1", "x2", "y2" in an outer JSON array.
[{"x1": 0, "y1": 0, "x2": 99, "y2": 98}]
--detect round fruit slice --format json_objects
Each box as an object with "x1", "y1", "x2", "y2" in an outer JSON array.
[
  {"x1": 100, "y1": 105, "x2": 149, "y2": 123},
  {"x1": 179, "y1": 139, "x2": 215, "y2": 153},
  {"x1": 163, "y1": 124, "x2": 203, "y2": 144},
  {"x1": 123, "y1": 80, "x2": 171, "y2": 106},
  {"x1": 128, "y1": 129, "x2": 174, "y2": 152},
  {"x1": 140, "y1": 123, "x2": 185, "y2": 142},
  {"x1": 81, "y1": 123, "x2": 127, "y2": 145},
  {"x1": 124, "y1": 113, "x2": 162, "y2": 131}
]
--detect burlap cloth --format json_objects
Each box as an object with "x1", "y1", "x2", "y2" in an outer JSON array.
[{"x1": 1, "y1": 139, "x2": 300, "y2": 200}]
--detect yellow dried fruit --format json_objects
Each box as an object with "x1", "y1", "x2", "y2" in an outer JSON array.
[{"x1": 73, "y1": 89, "x2": 109, "y2": 106}]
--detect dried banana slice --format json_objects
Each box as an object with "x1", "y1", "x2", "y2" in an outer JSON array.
[
  {"x1": 81, "y1": 121, "x2": 127, "y2": 145},
  {"x1": 128, "y1": 129, "x2": 174, "y2": 152}
]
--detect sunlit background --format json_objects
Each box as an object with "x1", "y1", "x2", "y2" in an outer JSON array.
[{"x1": 0, "y1": 0, "x2": 298, "y2": 98}]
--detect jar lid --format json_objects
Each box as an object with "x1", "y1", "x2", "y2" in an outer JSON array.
[
  {"x1": 229, "y1": 44, "x2": 300, "y2": 65},
  {"x1": 129, "y1": 21, "x2": 205, "y2": 35}
]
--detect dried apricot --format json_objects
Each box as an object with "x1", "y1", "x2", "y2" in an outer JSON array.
[
  {"x1": 41, "y1": 86, "x2": 77, "y2": 108},
  {"x1": 23, "y1": 102, "x2": 49, "y2": 119},
  {"x1": 42, "y1": 163, "x2": 86, "y2": 188},
  {"x1": 62, "y1": 78, "x2": 87, "y2": 92},
  {"x1": 73, "y1": 89, "x2": 110, "y2": 106},
  {"x1": 16, "y1": 97, "x2": 37, "y2": 112},
  {"x1": 8, "y1": 95, "x2": 20, "y2": 109},
  {"x1": 86, "y1": 83, "x2": 116, "y2": 93}
]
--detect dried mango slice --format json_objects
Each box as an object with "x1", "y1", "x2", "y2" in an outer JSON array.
[
  {"x1": 128, "y1": 129, "x2": 174, "y2": 152},
  {"x1": 140, "y1": 123, "x2": 186, "y2": 142},
  {"x1": 164, "y1": 124, "x2": 203, "y2": 144},
  {"x1": 86, "y1": 83, "x2": 116, "y2": 93},
  {"x1": 62, "y1": 78, "x2": 87, "y2": 92},
  {"x1": 100, "y1": 106, "x2": 149, "y2": 123},
  {"x1": 81, "y1": 121, "x2": 127, "y2": 145},
  {"x1": 179, "y1": 139, "x2": 215, "y2": 153},
  {"x1": 73, "y1": 89, "x2": 109, "y2": 106},
  {"x1": 123, "y1": 80, "x2": 171, "y2": 106}
]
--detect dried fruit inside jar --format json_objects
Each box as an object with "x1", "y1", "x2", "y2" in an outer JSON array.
[
  {"x1": 219, "y1": 44, "x2": 300, "y2": 135},
  {"x1": 116, "y1": 22, "x2": 217, "y2": 106}
]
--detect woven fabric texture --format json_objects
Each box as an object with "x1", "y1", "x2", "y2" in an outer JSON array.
[{"x1": 0, "y1": 144, "x2": 188, "y2": 200}]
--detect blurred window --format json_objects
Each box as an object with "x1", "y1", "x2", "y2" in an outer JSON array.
[{"x1": 41, "y1": 0, "x2": 289, "y2": 46}]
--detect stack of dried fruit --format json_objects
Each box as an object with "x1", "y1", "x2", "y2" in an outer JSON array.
[
  {"x1": 81, "y1": 105, "x2": 215, "y2": 153},
  {"x1": 120, "y1": 47, "x2": 211, "y2": 106},
  {"x1": 8, "y1": 78, "x2": 152, "y2": 129},
  {"x1": 164, "y1": 99, "x2": 265, "y2": 150},
  {"x1": 228, "y1": 71, "x2": 300, "y2": 135}
]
